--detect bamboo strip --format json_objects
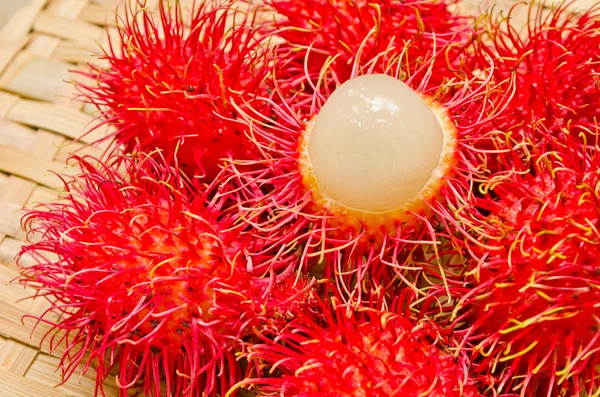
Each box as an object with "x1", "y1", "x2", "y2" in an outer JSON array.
[
  {"x1": 26, "y1": 353, "x2": 123, "y2": 397},
  {"x1": 79, "y1": 3, "x2": 120, "y2": 27},
  {"x1": 33, "y1": 12, "x2": 104, "y2": 51},
  {"x1": 0, "y1": 120, "x2": 38, "y2": 152},
  {"x1": 0, "y1": 0, "x2": 48, "y2": 43},
  {"x1": 0, "y1": 266, "x2": 65, "y2": 357},
  {"x1": 0, "y1": 145, "x2": 68, "y2": 189},
  {"x1": 0, "y1": 36, "x2": 31, "y2": 78},
  {"x1": 5, "y1": 99, "x2": 108, "y2": 144},
  {"x1": 26, "y1": 34, "x2": 61, "y2": 58},
  {"x1": 0, "y1": 92, "x2": 20, "y2": 118},
  {"x1": 0, "y1": 55, "x2": 73, "y2": 102},
  {"x1": 0, "y1": 201, "x2": 23, "y2": 238},
  {"x1": 0, "y1": 366, "x2": 67, "y2": 397},
  {"x1": 45, "y1": 0, "x2": 88, "y2": 16},
  {"x1": 0, "y1": 339, "x2": 39, "y2": 376},
  {"x1": 0, "y1": 237, "x2": 31, "y2": 272}
]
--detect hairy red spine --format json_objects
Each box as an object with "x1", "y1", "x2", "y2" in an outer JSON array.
[
  {"x1": 18, "y1": 154, "x2": 262, "y2": 397},
  {"x1": 257, "y1": 0, "x2": 476, "y2": 111},
  {"x1": 75, "y1": 0, "x2": 274, "y2": 180},
  {"x1": 235, "y1": 290, "x2": 482, "y2": 397}
]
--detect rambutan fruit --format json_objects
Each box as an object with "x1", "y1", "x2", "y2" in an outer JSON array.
[
  {"x1": 427, "y1": 129, "x2": 600, "y2": 396},
  {"x1": 257, "y1": 0, "x2": 476, "y2": 106},
  {"x1": 222, "y1": 45, "x2": 505, "y2": 303},
  {"x1": 17, "y1": 153, "x2": 270, "y2": 397},
  {"x1": 232, "y1": 291, "x2": 482, "y2": 397},
  {"x1": 409, "y1": 5, "x2": 600, "y2": 393},
  {"x1": 468, "y1": 1, "x2": 600, "y2": 146},
  {"x1": 76, "y1": 0, "x2": 274, "y2": 180}
]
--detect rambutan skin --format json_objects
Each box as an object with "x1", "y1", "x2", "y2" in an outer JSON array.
[
  {"x1": 407, "y1": 4, "x2": 600, "y2": 394},
  {"x1": 237, "y1": 292, "x2": 482, "y2": 397},
  {"x1": 468, "y1": 2, "x2": 600, "y2": 147},
  {"x1": 252, "y1": 270, "x2": 319, "y2": 326},
  {"x1": 17, "y1": 154, "x2": 264, "y2": 397},
  {"x1": 259, "y1": 0, "x2": 476, "y2": 106},
  {"x1": 427, "y1": 130, "x2": 600, "y2": 396},
  {"x1": 76, "y1": 0, "x2": 273, "y2": 180}
]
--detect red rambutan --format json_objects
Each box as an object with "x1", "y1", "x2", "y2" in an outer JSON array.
[
  {"x1": 258, "y1": 0, "x2": 476, "y2": 107},
  {"x1": 76, "y1": 0, "x2": 274, "y2": 180},
  {"x1": 408, "y1": 5, "x2": 600, "y2": 394},
  {"x1": 232, "y1": 291, "x2": 482, "y2": 397},
  {"x1": 17, "y1": 153, "x2": 266, "y2": 397},
  {"x1": 429, "y1": 129, "x2": 600, "y2": 396},
  {"x1": 469, "y1": 1, "x2": 600, "y2": 146}
]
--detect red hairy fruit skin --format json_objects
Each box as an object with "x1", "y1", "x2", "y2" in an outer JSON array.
[
  {"x1": 260, "y1": 0, "x2": 476, "y2": 107},
  {"x1": 235, "y1": 293, "x2": 482, "y2": 397},
  {"x1": 471, "y1": 2, "x2": 600, "y2": 147},
  {"x1": 252, "y1": 270, "x2": 318, "y2": 327},
  {"x1": 18, "y1": 154, "x2": 262, "y2": 397},
  {"x1": 433, "y1": 131, "x2": 600, "y2": 396},
  {"x1": 76, "y1": 0, "x2": 273, "y2": 180}
]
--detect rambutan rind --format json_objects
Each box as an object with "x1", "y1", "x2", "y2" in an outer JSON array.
[
  {"x1": 429, "y1": 129, "x2": 600, "y2": 396},
  {"x1": 233, "y1": 292, "x2": 482, "y2": 397},
  {"x1": 76, "y1": 0, "x2": 275, "y2": 180},
  {"x1": 18, "y1": 153, "x2": 263, "y2": 397},
  {"x1": 257, "y1": 0, "x2": 476, "y2": 109},
  {"x1": 468, "y1": 1, "x2": 600, "y2": 147}
]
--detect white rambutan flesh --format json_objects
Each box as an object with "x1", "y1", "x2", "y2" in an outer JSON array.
[{"x1": 303, "y1": 74, "x2": 450, "y2": 214}]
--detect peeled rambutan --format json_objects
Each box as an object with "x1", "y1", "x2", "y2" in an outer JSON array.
[
  {"x1": 221, "y1": 43, "x2": 505, "y2": 303},
  {"x1": 429, "y1": 129, "x2": 600, "y2": 396},
  {"x1": 17, "y1": 153, "x2": 267, "y2": 397},
  {"x1": 76, "y1": 0, "x2": 274, "y2": 180},
  {"x1": 232, "y1": 291, "x2": 482, "y2": 397},
  {"x1": 258, "y1": 0, "x2": 476, "y2": 106}
]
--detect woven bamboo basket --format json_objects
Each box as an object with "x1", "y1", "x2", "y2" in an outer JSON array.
[{"x1": 0, "y1": 0, "x2": 595, "y2": 396}]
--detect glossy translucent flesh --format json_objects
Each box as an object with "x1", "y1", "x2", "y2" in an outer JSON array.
[{"x1": 306, "y1": 74, "x2": 444, "y2": 213}]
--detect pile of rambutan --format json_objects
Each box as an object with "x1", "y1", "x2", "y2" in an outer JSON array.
[{"x1": 15, "y1": 0, "x2": 600, "y2": 396}]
